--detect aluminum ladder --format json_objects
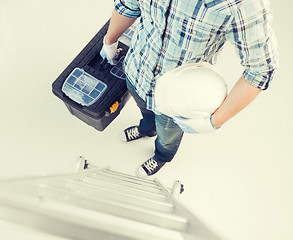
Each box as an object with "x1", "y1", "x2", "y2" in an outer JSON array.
[{"x1": 0, "y1": 156, "x2": 223, "y2": 240}]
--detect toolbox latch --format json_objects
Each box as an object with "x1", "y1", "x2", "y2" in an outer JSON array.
[
  {"x1": 110, "y1": 101, "x2": 119, "y2": 113},
  {"x1": 105, "y1": 101, "x2": 120, "y2": 116}
]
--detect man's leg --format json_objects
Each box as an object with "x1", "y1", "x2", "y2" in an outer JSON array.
[
  {"x1": 124, "y1": 79, "x2": 184, "y2": 177},
  {"x1": 154, "y1": 113, "x2": 184, "y2": 162},
  {"x1": 137, "y1": 113, "x2": 184, "y2": 177},
  {"x1": 120, "y1": 79, "x2": 156, "y2": 142}
]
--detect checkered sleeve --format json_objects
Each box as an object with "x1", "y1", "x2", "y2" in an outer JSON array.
[
  {"x1": 226, "y1": 0, "x2": 279, "y2": 90},
  {"x1": 114, "y1": 0, "x2": 141, "y2": 18}
]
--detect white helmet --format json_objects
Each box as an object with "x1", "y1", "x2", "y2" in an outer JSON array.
[{"x1": 155, "y1": 62, "x2": 227, "y2": 118}]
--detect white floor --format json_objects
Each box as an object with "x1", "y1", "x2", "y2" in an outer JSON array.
[{"x1": 0, "y1": 1, "x2": 292, "y2": 240}]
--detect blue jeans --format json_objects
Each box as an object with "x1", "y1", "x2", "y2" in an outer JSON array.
[{"x1": 126, "y1": 79, "x2": 184, "y2": 163}]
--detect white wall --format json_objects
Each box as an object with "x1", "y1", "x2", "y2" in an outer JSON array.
[{"x1": 0, "y1": 1, "x2": 292, "y2": 240}]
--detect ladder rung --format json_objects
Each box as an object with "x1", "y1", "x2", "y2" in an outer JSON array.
[
  {"x1": 44, "y1": 180, "x2": 174, "y2": 213},
  {"x1": 33, "y1": 186, "x2": 188, "y2": 231},
  {"x1": 96, "y1": 171, "x2": 161, "y2": 188},
  {"x1": 100, "y1": 169, "x2": 160, "y2": 186},
  {"x1": 81, "y1": 177, "x2": 168, "y2": 201},
  {"x1": 83, "y1": 175, "x2": 166, "y2": 195},
  {"x1": 85, "y1": 173, "x2": 164, "y2": 192}
]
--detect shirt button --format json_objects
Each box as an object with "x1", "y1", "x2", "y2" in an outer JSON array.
[{"x1": 193, "y1": 30, "x2": 197, "y2": 34}]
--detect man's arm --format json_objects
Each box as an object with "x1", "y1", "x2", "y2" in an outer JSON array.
[
  {"x1": 212, "y1": 1, "x2": 278, "y2": 129},
  {"x1": 105, "y1": 10, "x2": 137, "y2": 45},
  {"x1": 211, "y1": 75, "x2": 261, "y2": 128},
  {"x1": 100, "y1": 0, "x2": 140, "y2": 64}
]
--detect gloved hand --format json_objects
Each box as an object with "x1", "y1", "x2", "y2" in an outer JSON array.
[
  {"x1": 173, "y1": 115, "x2": 220, "y2": 134},
  {"x1": 100, "y1": 36, "x2": 121, "y2": 65}
]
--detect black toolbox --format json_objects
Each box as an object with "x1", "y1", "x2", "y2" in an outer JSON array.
[{"x1": 52, "y1": 20, "x2": 135, "y2": 131}]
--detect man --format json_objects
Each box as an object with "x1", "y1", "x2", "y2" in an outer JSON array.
[{"x1": 100, "y1": 0, "x2": 278, "y2": 177}]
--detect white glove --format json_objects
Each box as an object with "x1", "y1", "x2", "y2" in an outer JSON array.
[
  {"x1": 173, "y1": 115, "x2": 220, "y2": 134},
  {"x1": 100, "y1": 36, "x2": 121, "y2": 65}
]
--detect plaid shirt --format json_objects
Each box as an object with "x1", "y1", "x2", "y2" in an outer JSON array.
[{"x1": 114, "y1": 0, "x2": 279, "y2": 112}]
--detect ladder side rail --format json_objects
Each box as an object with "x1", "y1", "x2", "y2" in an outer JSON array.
[{"x1": 172, "y1": 200, "x2": 225, "y2": 240}]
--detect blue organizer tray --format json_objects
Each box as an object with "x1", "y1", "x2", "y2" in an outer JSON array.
[{"x1": 62, "y1": 68, "x2": 107, "y2": 107}]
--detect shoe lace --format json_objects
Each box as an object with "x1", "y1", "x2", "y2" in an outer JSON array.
[
  {"x1": 126, "y1": 127, "x2": 141, "y2": 140},
  {"x1": 144, "y1": 158, "x2": 159, "y2": 173}
]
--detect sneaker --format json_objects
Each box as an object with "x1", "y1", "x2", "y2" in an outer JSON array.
[
  {"x1": 120, "y1": 126, "x2": 156, "y2": 142},
  {"x1": 136, "y1": 157, "x2": 166, "y2": 177}
]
